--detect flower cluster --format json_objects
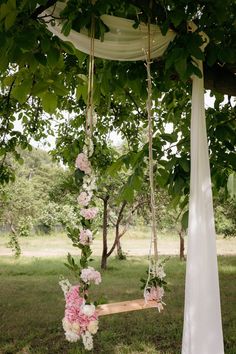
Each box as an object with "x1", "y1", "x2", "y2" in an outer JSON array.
[
  {"x1": 77, "y1": 192, "x2": 92, "y2": 207},
  {"x1": 75, "y1": 153, "x2": 91, "y2": 175},
  {"x1": 142, "y1": 260, "x2": 167, "y2": 313},
  {"x1": 81, "y1": 267, "x2": 102, "y2": 285},
  {"x1": 80, "y1": 207, "x2": 98, "y2": 220},
  {"x1": 79, "y1": 229, "x2": 93, "y2": 246},
  {"x1": 60, "y1": 282, "x2": 99, "y2": 351}
]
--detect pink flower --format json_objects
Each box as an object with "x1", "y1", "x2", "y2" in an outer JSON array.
[
  {"x1": 80, "y1": 267, "x2": 102, "y2": 285},
  {"x1": 80, "y1": 207, "x2": 98, "y2": 220},
  {"x1": 75, "y1": 153, "x2": 91, "y2": 174},
  {"x1": 63, "y1": 285, "x2": 98, "y2": 338},
  {"x1": 77, "y1": 192, "x2": 92, "y2": 207},
  {"x1": 79, "y1": 229, "x2": 93, "y2": 245},
  {"x1": 145, "y1": 286, "x2": 164, "y2": 302},
  {"x1": 65, "y1": 286, "x2": 84, "y2": 308}
]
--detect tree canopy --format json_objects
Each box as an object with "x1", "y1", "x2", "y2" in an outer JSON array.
[{"x1": 0, "y1": 0, "x2": 235, "y2": 192}]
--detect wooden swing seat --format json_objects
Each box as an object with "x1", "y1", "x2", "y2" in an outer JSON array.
[{"x1": 97, "y1": 299, "x2": 158, "y2": 316}]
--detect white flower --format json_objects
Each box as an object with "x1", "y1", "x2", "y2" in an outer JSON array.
[
  {"x1": 59, "y1": 278, "x2": 71, "y2": 297},
  {"x1": 80, "y1": 267, "x2": 102, "y2": 285},
  {"x1": 81, "y1": 304, "x2": 96, "y2": 317},
  {"x1": 87, "y1": 320, "x2": 99, "y2": 334},
  {"x1": 151, "y1": 264, "x2": 166, "y2": 280},
  {"x1": 65, "y1": 330, "x2": 80, "y2": 342},
  {"x1": 62, "y1": 318, "x2": 72, "y2": 332},
  {"x1": 157, "y1": 266, "x2": 166, "y2": 279},
  {"x1": 71, "y1": 322, "x2": 80, "y2": 333},
  {"x1": 82, "y1": 331, "x2": 93, "y2": 351}
]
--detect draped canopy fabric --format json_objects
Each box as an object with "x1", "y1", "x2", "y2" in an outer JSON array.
[
  {"x1": 44, "y1": 4, "x2": 224, "y2": 353},
  {"x1": 45, "y1": 2, "x2": 176, "y2": 61}
]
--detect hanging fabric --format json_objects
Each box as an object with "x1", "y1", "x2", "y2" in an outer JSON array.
[
  {"x1": 44, "y1": 2, "x2": 176, "y2": 61},
  {"x1": 182, "y1": 57, "x2": 224, "y2": 354}
]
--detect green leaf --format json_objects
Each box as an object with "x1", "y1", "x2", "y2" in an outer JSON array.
[
  {"x1": 5, "y1": 11, "x2": 17, "y2": 30},
  {"x1": 53, "y1": 81, "x2": 69, "y2": 96},
  {"x1": 8, "y1": 0, "x2": 16, "y2": 10},
  {"x1": 62, "y1": 20, "x2": 72, "y2": 36},
  {"x1": 3, "y1": 75, "x2": 15, "y2": 86},
  {"x1": 107, "y1": 158, "x2": 124, "y2": 176},
  {"x1": 34, "y1": 53, "x2": 47, "y2": 66},
  {"x1": 32, "y1": 82, "x2": 49, "y2": 96},
  {"x1": 11, "y1": 78, "x2": 32, "y2": 104},
  {"x1": 179, "y1": 158, "x2": 190, "y2": 172},
  {"x1": 175, "y1": 57, "x2": 187, "y2": 80},
  {"x1": 41, "y1": 92, "x2": 58, "y2": 114},
  {"x1": 170, "y1": 9, "x2": 185, "y2": 27},
  {"x1": 0, "y1": 4, "x2": 8, "y2": 20},
  {"x1": 47, "y1": 47, "x2": 60, "y2": 67},
  {"x1": 76, "y1": 84, "x2": 88, "y2": 103},
  {"x1": 74, "y1": 168, "x2": 85, "y2": 186},
  {"x1": 60, "y1": 41, "x2": 75, "y2": 54}
]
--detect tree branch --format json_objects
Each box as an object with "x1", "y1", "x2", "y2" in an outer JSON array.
[{"x1": 31, "y1": 0, "x2": 58, "y2": 20}]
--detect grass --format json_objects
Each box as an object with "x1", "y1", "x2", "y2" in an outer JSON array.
[{"x1": 0, "y1": 255, "x2": 235, "y2": 354}]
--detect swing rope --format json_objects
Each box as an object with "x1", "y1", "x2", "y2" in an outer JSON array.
[
  {"x1": 143, "y1": 2, "x2": 159, "y2": 301},
  {"x1": 86, "y1": 12, "x2": 95, "y2": 140}
]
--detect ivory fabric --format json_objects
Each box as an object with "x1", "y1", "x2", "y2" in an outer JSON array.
[
  {"x1": 182, "y1": 60, "x2": 224, "y2": 354},
  {"x1": 45, "y1": 2, "x2": 176, "y2": 61}
]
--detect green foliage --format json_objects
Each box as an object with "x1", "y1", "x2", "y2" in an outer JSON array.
[
  {"x1": 0, "y1": 148, "x2": 75, "y2": 254},
  {"x1": 7, "y1": 231, "x2": 21, "y2": 258},
  {"x1": 214, "y1": 190, "x2": 236, "y2": 237}
]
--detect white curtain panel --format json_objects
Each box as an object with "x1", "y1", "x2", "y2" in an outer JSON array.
[
  {"x1": 182, "y1": 60, "x2": 224, "y2": 354},
  {"x1": 44, "y1": 5, "x2": 224, "y2": 353}
]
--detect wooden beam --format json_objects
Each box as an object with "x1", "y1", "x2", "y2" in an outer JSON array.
[
  {"x1": 96, "y1": 299, "x2": 158, "y2": 316},
  {"x1": 204, "y1": 63, "x2": 236, "y2": 96}
]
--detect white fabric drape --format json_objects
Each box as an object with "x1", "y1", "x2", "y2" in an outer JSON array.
[
  {"x1": 44, "y1": 5, "x2": 224, "y2": 353},
  {"x1": 182, "y1": 60, "x2": 224, "y2": 354},
  {"x1": 45, "y1": 3, "x2": 176, "y2": 61}
]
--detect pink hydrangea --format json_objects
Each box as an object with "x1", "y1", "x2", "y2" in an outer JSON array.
[
  {"x1": 145, "y1": 286, "x2": 164, "y2": 302},
  {"x1": 80, "y1": 207, "x2": 98, "y2": 220},
  {"x1": 75, "y1": 153, "x2": 91, "y2": 174},
  {"x1": 79, "y1": 229, "x2": 93, "y2": 245},
  {"x1": 80, "y1": 267, "x2": 102, "y2": 285},
  {"x1": 77, "y1": 191, "x2": 92, "y2": 206},
  {"x1": 63, "y1": 285, "x2": 98, "y2": 340}
]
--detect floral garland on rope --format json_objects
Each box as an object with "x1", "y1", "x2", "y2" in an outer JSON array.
[
  {"x1": 59, "y1": 137, "x2": 101, "y2": 351},
  {"x1": 59, "y1": 7, "x2": 101, "y2": 350}
]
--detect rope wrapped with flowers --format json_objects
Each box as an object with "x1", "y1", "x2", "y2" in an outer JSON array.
[
  {"x1": 59, "y1": 137, "x2": 101, "y2": 351},
  {"x1": 59, "y1": 12, "x2": 101, "y2": 349}
]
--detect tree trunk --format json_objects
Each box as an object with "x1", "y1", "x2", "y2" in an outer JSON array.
[
  {"x1": 101, "y1": 196, "x2": 109, "y2": 270},
  {"x1": 179, "y1": 229, "x2": 185, "y2": 261},
  {"x1": 116, "y1": 238, "x2": 122, "y2": 256},
  {"x1": 107, "y1": 201, "x2": 127, "y2": 258}
]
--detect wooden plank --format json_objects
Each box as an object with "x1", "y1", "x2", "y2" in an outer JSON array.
[{"x1": 96, "y1": 299, "x2": 158, "y2": 316}]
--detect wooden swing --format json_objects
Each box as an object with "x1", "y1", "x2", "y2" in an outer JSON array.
[{"x1": 86, "y1": 7, "x2": 161, "y2": 317}]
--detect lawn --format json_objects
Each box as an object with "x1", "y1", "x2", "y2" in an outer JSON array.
[{"x1": 0, "y1": 255, "x2": 235, "y2": 354}]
